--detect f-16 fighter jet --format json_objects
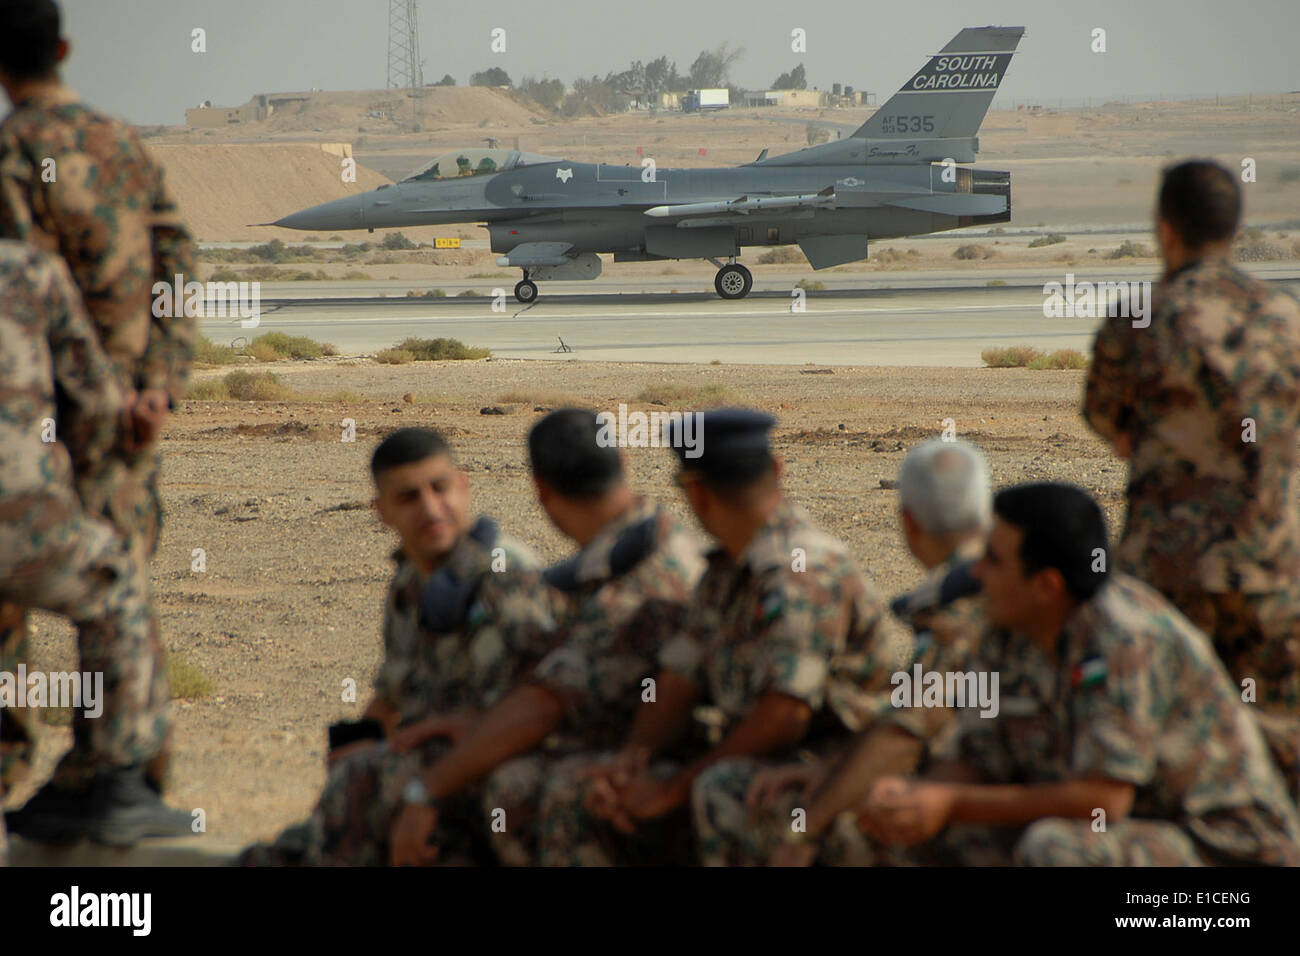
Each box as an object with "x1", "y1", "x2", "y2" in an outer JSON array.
[{"x1": 271, "y1": 25, "x2": 1023, "y2": 302}]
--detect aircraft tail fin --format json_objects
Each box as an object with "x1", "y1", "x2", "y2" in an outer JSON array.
[{"x1": 854, "y1": 26, "x2": 1024, "y2": 148}]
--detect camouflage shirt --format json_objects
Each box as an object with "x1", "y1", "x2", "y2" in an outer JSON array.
[
  {"x1": 954, "y1": 573, "x2": 1300, "y2": 865},
  {"x1": 1083, "y1": 255, "x2": 1300, "y2": 593},
  {"x1": 533, "y1": 497, "x2": 707, "y2": 751},
  {"x1": 0, "y1": 240, "x2": 123, "y2": 503},
  {"x1": 373, "y1": 519, "x2": 562, "y2": 725},
  {"x1": 0, "y1": 86, "x2": 196, "y2": 401},
  {"x1": 883, "y1": 539, "x2": 988, "y2": 750},
  {"x1": 660, "y1": 500, "x2": 912, "y2": 743}
]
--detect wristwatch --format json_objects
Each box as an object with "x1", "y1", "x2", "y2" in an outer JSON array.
[{"x1": 402, "y1": 776, "x2": 437, "y2": 808}]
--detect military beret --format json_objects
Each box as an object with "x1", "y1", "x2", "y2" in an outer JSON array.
[{"x1": 667, "y1": 407, "x2": 777, "y2": 470}]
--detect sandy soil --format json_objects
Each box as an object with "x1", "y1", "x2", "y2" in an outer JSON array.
[{"x1": 11, "y1": 359, "x2": 1127, "y2": 848}]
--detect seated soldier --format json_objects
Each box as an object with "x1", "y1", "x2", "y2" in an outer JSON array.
[
  {"x1": 573, "y1": 408, "x2": 912, "y2": 866},
  {"x1": 859, "y1": 482, "x2": 1300, "y2": 866},
  {"x1": 388, "y1": 408, "x2": 706, "y2": 867},
  {"x1": 759, "y1": 437, "x2": 993, "y2": 866},
  {"x1": 239, "y1": 427, "x2": 561, "y2": 865}
]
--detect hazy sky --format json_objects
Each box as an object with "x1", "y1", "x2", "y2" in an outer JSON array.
[{"x1": 52, "y1": 0, "x2": 1300, "y2": 126}]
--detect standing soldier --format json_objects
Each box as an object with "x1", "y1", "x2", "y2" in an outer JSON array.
[
  {"x1": 1084, "y1": 159, "x2": 1300, "y2": 798},
  {"x1": 0, "y1": 0, "x2": 197, "y2": 827},
  {"x1": 1, "y1": 241, "x2": 189, "y2": 854}
]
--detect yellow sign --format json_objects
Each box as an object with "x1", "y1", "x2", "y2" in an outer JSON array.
[{"x1": 435, "y1": 237, "x2": 461, "y2": 249}]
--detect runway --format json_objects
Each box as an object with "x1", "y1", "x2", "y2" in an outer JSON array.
[{"x1": 199, "y1": 266, "x2": 1300, "y2": 366}]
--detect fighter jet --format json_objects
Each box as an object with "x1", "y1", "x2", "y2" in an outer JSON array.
[{"x1": 271, "y1": 25, "x2": 1024, "y2": 302}]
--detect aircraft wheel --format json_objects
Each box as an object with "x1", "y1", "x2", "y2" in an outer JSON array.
[
  {"x1": 514, "y1": 279, "x2": 539, "y2": 303},
  {"x1": 714, "y1": 264, "x2": 752, "y2": 300}
]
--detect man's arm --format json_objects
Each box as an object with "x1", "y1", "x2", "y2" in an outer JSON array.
[
  {"x1": 623, "y1": 690, "x2": 813, "y2": 817},
  {"x1": 1082, "y1": 316, "x2": 1135, "y2": 447},
  {"x1": 418, "y1": 683, "x2": 565, "y2": 800},
  {"x1": 800, "y1": 723, "x2": 924, "y2": 837},
  {"x1": 140, "y1": 153, "x2": 197, "y2": 407},
  {"x1": 42, "y1": 254, "x2": 125, "y2": 472},
  {"x1": 948, "y1": 776, "x2": 1135, "y2": 827},
  {"x1": 621, "y1": 668, "x2": 700, "y2": 756}
]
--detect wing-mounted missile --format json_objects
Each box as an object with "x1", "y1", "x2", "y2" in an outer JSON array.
[{"x1": 645, "y1": 186, "x2": 836, "y2": 221}]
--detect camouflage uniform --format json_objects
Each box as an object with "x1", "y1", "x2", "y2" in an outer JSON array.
[
  {"x1": 0, "y1": 86, "x2": 197, "y2": 788},
  {"x1": 526, "y1": 498, "x2": 707, "y2": 866},
  {"x1": 935, "y1": 573, "x2": 1300, "y2": 866},
  {"x1": 780, "y1": 542, "x2": 989, "y2": 867},
  {"x1": 0, "y1": 242, "x2": 164, "y2": 859},
  {"x1": 669, "y1": 500, "x2": 913, "y2": 866},
  {"x1": 1084, "y1": 254, "x2": 1300, "y2": 798},
  {"x1": 242, "y1": 525, "x2": 561, "y2": 865}
]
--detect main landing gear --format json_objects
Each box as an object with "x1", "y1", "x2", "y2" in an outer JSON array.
[
  {"x1": 710, "y1": 258, "x2": 752, "y2": 300},
  {"x1": 514, "y1": 271, "x2": 538, "y2": 303}
]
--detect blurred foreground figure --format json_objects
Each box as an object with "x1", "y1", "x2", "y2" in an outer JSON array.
[
  {"x1": 1, "y1": 242, "x2": 189, "y2": 853},
  {"x1": 0, "y1": 0, "x2": 197, "y2": 800}
]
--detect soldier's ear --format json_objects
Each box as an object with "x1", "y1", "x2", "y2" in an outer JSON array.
[{"x1": 56, "y1": 39, "x2": 69, "y2": 67}]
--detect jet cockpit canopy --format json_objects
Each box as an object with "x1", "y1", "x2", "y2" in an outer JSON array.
[{"x1": 400, "y1": 148, "x2": 561, "y2": 183}]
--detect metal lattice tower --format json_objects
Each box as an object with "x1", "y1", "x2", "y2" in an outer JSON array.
[{"x1": 387, "y1": 0, "x2": 423, "y2": 91}]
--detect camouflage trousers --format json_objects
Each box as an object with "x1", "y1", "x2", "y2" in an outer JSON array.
[
  {"x1": 1163, "y1": 585, "x2": 1300, "y2": 802},
  {"x1": 536, "y1": 751, "x2": 695, "y2": 866},
  {"x1": 480, "y1": 753, "x2": 551, "y2": 865},
  {"x1": 240, "y1": 740, "x2": 489, "y2": 866},
  {"x1": 0, "y1": 488, "x2": 168, "y2": 788},
  {"x1": 691, "y1": 756, "x2": 881, "y2": 866},
  {"x1": 0, "y1": 452, "x2": 169, "y2": 790}
]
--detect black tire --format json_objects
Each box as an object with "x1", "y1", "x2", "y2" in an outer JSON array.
[
  {"x1": 514, "y1": 279, "x2": 538, "y2": 303},
  {"x1": 714, "y1": 264, "x2": 752, "y2": 300}
]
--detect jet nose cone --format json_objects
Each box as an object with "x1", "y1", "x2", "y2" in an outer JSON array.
[{"x1": 273, "y1": 195, "x2": 365, "y2": 231}]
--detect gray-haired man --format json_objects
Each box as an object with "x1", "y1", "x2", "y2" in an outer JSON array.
[{"x1": 758, "y1": 437, "x2": 995, "y2": 865}]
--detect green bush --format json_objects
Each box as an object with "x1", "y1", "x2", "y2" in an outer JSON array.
[
  {"x1": 222, "y1": 370, "x2": 292, "y2": 400},
  {"x1": 194, "y1": 334, "x2": 239, "y2": 365},
  {"x1": 375, "y1": 348, "x2": 414, "y2": 364},
  {"x1": 1028, "y1": 233, "x2": 1067, "y2": 248},
  {"x1": 381, "y1": 231, "x2": 417, "y2": 250},
  {"x1": 1107, "y1": 240, "x2": 1153, "y2": 259},
  {"x1": 393, "y1": 337, "x2": 490, "y2": 360},
  {"x1": 251, "y1": 332, "x2": 326, "y2": 360}
]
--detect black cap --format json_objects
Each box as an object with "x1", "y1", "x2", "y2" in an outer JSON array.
[{"x1": 667, "y1": 407, "x2": 776, "y2": 471}]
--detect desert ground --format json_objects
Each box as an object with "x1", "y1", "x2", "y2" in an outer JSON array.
[
  {"x1": 14, "y1": 359, "x2": 1126, "y2": 849},
  {"x1": 7, "y1": 87, "x2": 1299, "y2": 855}
]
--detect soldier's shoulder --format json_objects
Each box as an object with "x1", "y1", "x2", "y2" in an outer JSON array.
[
  {"x1": 647, "y1": 507, "x2": 708, "y2": 581},
  {"x1": 0, "y1": 239, "x2": 70, "y2": 295},
  {"x1": 749, "y1": 502, "x2": 852, "y2": 575},
  {"x1": 493, "y1": 530, "x2": 544, "y2": 571},
  {"x1": 1076, "y1": 574, "x2": 1193, "y2": 659}
]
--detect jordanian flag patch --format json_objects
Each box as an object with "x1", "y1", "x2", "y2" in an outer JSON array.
[{"x1": 1072, "y1": 658, "x2": 1107, "y2": 688}]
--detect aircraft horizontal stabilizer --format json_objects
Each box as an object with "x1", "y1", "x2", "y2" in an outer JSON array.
[{"x1": 887, "y1": 194, "x2": 1007, "y2": 216}]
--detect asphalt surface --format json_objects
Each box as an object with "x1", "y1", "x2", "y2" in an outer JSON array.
[{"x1": 199, "y1": 267, "x2": 1300, "y2": 366}]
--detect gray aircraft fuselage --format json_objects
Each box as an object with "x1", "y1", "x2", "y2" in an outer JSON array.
[{"x1": 270, "y1": 25, "x2": 1024, "y2": 300}]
